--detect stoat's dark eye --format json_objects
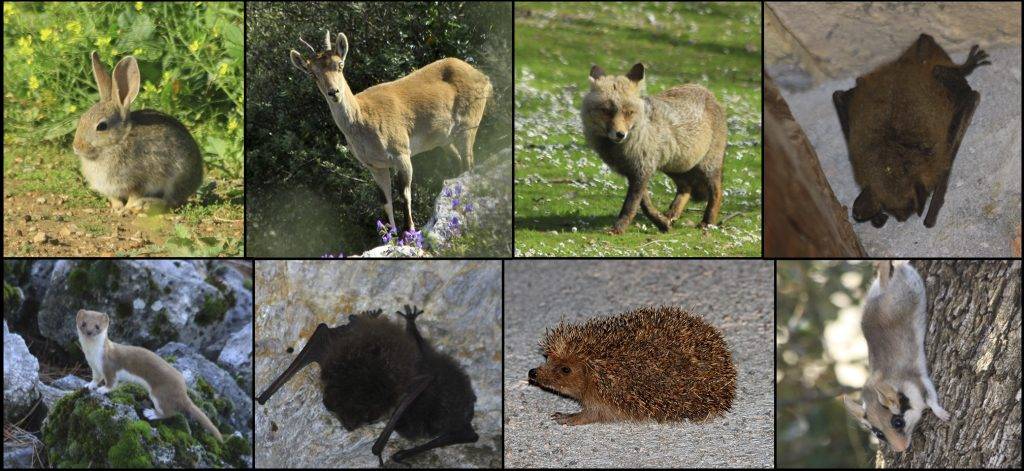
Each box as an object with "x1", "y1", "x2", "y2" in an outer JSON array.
[
  {"x1": 561, "y1": 366, "x2": 571, "y2": 374},
  {"x1": 96, "y1": 121, "x2": 108, "y2": 131},
  {"x1": 891, "y1": 415, "x2": 905, "y2": 429},
  {"x1": 94, "y1": 324, "x2": 99, "y2": 329}
]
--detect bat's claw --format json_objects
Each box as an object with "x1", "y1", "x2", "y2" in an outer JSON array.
[{"x1": 396, "y1": 304, "x2": 424, "y2": 321}]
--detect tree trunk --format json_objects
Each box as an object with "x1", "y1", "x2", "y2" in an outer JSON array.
[
  {"x1": 879, "y1": 260, "x2": 1021, "y2": 468},
  {"x1": 763, "y1": 71, "x2": 866, "y2": 257}
]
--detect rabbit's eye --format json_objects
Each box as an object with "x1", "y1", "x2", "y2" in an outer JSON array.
[{"x1": 96, "y1": 121, "x2": 108, "y2": 132}]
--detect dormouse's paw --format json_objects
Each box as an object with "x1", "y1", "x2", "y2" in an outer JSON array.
[
  {"x1": 96, "y1": 386, "x2": 111, "y2": 394},
  {"x1": 932, "y1": 405, "x2": 951, "y2": 421},
  {"x1": 143, "y1": 408, "x2": 160, "y2": 420}
]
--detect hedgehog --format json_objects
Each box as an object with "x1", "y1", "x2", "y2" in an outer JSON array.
[{"x1": 527, "y1": 306, "x2": 736, "y2": 425}]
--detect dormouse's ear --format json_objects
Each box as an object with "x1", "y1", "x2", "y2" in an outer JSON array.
[
  {"x1": 872, "y1": 381, "x2": 900, "y2": 413},
  {"x1": 842, "y1": 395, "x2": 865, "y2": 419},
  {"x1": 589, "y1": 65, "x2": 605, "y2": 85},
  {"x1": 111, "y1": 56, "x2": 140, "y2": 120},
  {"x1": 90, "y1": 51, "x2": 112, "y2": 102},
  {"x1": 336, "y1": 32, "x2": 349, "y2": 64},
  {"x1": 626, "y1": 62, "x2": 645, "y2": 83},
  {"x1": 852, "y1": 188, "x2": 880, "y2": 222},
  {"x1": 289, "y1": 50, "x2": 309, "y2": 74}
]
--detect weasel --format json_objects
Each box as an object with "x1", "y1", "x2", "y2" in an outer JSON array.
[{"x1": 76, "y1": 309, "x2": 223, "y2": 441}]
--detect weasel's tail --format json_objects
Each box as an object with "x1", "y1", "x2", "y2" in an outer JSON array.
[{"x1": 186, "y1": 400, "x2": 224, "y2": 442}]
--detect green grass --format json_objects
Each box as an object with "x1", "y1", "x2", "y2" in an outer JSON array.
[
  {"x1": 514, "y1": 2, "x2": 762, "y2": 257},
  {"x1": 3, "y1": 1, "x2": 242, "y2": 256}
]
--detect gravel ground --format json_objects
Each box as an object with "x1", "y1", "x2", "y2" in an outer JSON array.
[
  {"x1": 503, "y1": 260, "x2": 774, "y2": 468},
  {"x1": 778, "y1": 46, "x2": 1021, "y2": 257}
]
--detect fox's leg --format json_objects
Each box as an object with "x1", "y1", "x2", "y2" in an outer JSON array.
[
  {"x1": 665, "y1": 172, "x2": 691, "y2": 222},
  {"x1": 610, "y1": 175, "x2": 647, "y2": 234},
  {"x1": 640, "y1": 190, "x2": 672, "y2": 232},
  {"x1": 701, "y1": 171, "x2": 723, "y2": 227}
]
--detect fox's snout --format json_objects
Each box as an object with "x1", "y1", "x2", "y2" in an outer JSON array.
[{"x1": 607, "y1": 129, "x2": 628, "y2": 143}]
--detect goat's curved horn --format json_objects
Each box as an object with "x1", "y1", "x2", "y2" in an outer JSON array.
[
  {"x1": 298, "y1": 36, "x2": 316, "y2": 54},
  {"x1": 324, "y1": 30, "x2": 332, "y2": 51}
]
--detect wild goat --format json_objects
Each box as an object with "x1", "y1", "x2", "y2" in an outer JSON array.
[{"x1": 290, "y1": 31, "x2": 492, "y2": 232}]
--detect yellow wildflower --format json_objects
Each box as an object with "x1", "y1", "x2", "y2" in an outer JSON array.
[
  {"x1": 17, "y1": 35, "x2": 33, "y2": 55},
  {"x1": 4, "y1": 3, "x2": 14, "y2": 24},
  {"x1": 162, "y1": 71, "x2": 172, "y2": 84},
  {"x1": 95, "y1": 36, "x2": 112, "y2": 48},
  {"x1": 135, "y1": 2, "x2": 143, "y2": 11},
  {"x1": 66, "y1": 104, "x2": 78, "y2": 113},
  {"x1": 217, "y1": 62, "x2": 229, "y2": 76},
  {"x1": 28, "y1": 76, "x2": 40, "y2": 91},
  {"x1": 66, "y1": 21, "x2": 82, "y2": 36},
  {"x1": 40, "y1": 28, "x2": 54, "y2": 42},
  {"x1": 134, "y1": 48, "x2": 143, "y2": 56},
  {"x1": 143, "y1": 81, "x2": 158, "y2": 94},
  {"x1": 188, "y1": 40, "x2": 200, "y2": 54},
  {"x1": 227, "y1": 117, "x2": 238, "y2": 132}
]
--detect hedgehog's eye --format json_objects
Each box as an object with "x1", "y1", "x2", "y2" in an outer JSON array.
[{"x1": 561, "y1": 366, "x2": 571, "y2": 374}]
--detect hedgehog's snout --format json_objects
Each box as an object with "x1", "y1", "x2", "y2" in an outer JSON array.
[{"x1": 528, "y1": 368, "x2": 537, "y2": 379}]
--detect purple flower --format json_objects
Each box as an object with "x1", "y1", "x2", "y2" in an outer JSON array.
[
  {"x1": 400, "y1": 229, "x2": 424, "y2": 248},
  {"x1": 375, "y1": 220, "x2": 385, "y2": 231},
  {"x1": 449, "y1": 216, "x2": 461, "y2": 229},
  {"x1": 451, "y1": 198, "x2": 460, "y2": 209},
  {"x1": 464, "y1": 203, "x2": 474, "y2": 213},
  {"x1": 442, "y1": 187, "x2": 452, "y2": 197},
  {"x1": 382, "y1": 232, "x2": 392, "y2": 244},
  {"x1": 454, "y1": 183, "x2": 463, "y2": 196}
]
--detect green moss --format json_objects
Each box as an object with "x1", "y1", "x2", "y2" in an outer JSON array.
[
  {"x1": 66, "y1": 261, "x2": 121, "y2": 298},
  {"x1": 150, "y1": 309, "x2": 179, "y2": 342},
  {"x1": 44, "y1": 382, "x2": 247, "y2": 468},
  {"x1": 114, "y1": 301, "x2": 133, "y2": 319},
  {"x1": 162, "y1": 355, "x2": 178, "y2": 364},
  {"x1": 107, "y1": 383, "x2": 149, "y2": 406},
  {"x1": 196, "y1": 294, "x2": 229, "y2": 326}
]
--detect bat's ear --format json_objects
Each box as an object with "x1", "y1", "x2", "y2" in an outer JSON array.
[{"x1": 852, "y1": 189, "x2": 880, "y2": 222}]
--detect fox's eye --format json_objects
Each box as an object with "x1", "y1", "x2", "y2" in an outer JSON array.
[
  {"x1": 561, "y1": 366, "x2": 571, "y2": 374},
  {"x1": 623, "y1": 110, "x2": 633, "y2": 117},
  {"x1": 891, "y1": 415, "x2": 905, "y2": 429},
  {"x1": 96, "y1": 121, "x2": 108, "y2": 132}
]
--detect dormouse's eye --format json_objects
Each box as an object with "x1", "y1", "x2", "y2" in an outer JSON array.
[
  {"x1": 873, "y1": 429, "x2": 886, "y2": 441},
  {"x1": 891, "y1": 415, "x2": 905, "y2": 429},
  {"x1": 561, "y1": 366, "x2": 571, "y2": 374},
  {"x1": 96, "y1": 121, "x2": 108, "y2": 132}
]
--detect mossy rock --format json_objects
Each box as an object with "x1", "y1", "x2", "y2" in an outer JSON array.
[
  {"x1": 66, "y1": 261, "x2": 121, "y2": 299},
  {"x1": 42, "y1": 383, "x2": 250, "y2": 468},
  {"x1": 4, "y1": 281, "x2": 23, "y2": 317},
  {"x1": 196, "y1": 294, "x2": 230, "y2": 326}
]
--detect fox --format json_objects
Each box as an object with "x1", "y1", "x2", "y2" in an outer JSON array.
[
  {"x1": 842, "y1": 260, "x2": 950, "y2": 452},
  {"x1": 580, "y1": 63, "x2": 727, "y2": 234}
]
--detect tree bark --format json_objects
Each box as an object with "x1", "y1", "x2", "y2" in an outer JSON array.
[
  {"x1": 763, "y1": 71, "x2": 866, "y2": 257},
  {"x1": 879, "y1": 260, "x2": 1021, "y2": 468}
]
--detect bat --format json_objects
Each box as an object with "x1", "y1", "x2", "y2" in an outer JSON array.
[{"x1": 833, "y1": 33, "x2": 990, "y2": 228}]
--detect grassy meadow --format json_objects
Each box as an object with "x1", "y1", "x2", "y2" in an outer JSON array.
[
  {"x1": 3, "y1": 2, "x2": 243, "y2": 256},
  {"x1": 514, "y1": 2, "x2": 762, "y2": 256}
]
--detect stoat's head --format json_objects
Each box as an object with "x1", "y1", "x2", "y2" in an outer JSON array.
[{"x1": 76, "y1": 309, "x2": 109, "y2": 339}]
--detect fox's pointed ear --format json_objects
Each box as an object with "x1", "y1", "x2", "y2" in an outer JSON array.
[
  {"x1": 626, "y1": 63, "x2": 645, "y2": 83},
  {"x1": 842, "y1": 395, "x2": 865, "y2": 419},
  {"x1": 589, "y1": 65, "x2": 605, "y2": 84}
]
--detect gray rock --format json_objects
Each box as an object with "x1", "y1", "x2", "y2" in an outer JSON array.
[
  {"x1": 423, "y1": 148, "x2": 512, "y2": 251},
  {"x1": 50, "y1": 375, "x2": 87, "y2": 390},
  {"x1": 217, "y1": 322, "x2": 253, "y2": 388},
  {"x1": 37, "y1": 382, "x2": 75, "y2": 412},
  {"x1": 3, "y1": 327, "x2": 40, "y2": 423},
  {"x1": 255, "y1": 260, "x2": 502, "y2": 468},
  {"x1": 356, "y1": 244, "x2": 427, "y2": 258},
  {"x1": 3, "y1": 444, "x2": 37, "y2": 468},
  {"x1": 156, "y1": 342, "x2": 252, "y2": 441},
  {"x1": 37, "y1": 260, "x2": 248, "y2": 359}
]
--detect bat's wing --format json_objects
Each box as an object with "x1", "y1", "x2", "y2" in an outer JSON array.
[
  {"x1": 371, "y1": 374, "x2": 434, "y2": 466},
  {"x1": 927, "y1": 46, "x2": 988, "y2": 227},
  {"x1": 832, "y1": 88, "x2": 854, "y2": 143},
  {"x1": 256, "y1": 323, "x2": 341, "y2": 404}
]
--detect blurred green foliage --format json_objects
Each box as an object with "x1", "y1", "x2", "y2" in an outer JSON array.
[
  {"x1": 776, "y1": 261, "x2": 878, "y2": 468},
  {"x1": 3, "y1": 1, "x2": 244, "y2": 178},
  {"x1": 245, "y1": 1, "x2": 513, "y2": 257}
]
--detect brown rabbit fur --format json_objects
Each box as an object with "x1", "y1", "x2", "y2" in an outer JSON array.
[{"x1": 73, "y1": 51, "x2": 203, "y2": 212}]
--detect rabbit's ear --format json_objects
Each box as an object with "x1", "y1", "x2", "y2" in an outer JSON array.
[
  {"x1": 91, "y1": 51, "x2": 112, "y2": 102},
  {"x1": 111, "y1": 56, "x2": 140, "y2": 119}
]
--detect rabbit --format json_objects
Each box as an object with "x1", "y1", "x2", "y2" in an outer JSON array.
[{"x1": 73, "y1": 51, "x2": 203, "y2": 213}]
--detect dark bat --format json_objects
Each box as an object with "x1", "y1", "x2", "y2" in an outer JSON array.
[
  {"x1": 257, "y1": 305, "x2": 478, "y2": 466},
  {"x1": 833, "y1": 33, "x2": 990, "y2": 228}
]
